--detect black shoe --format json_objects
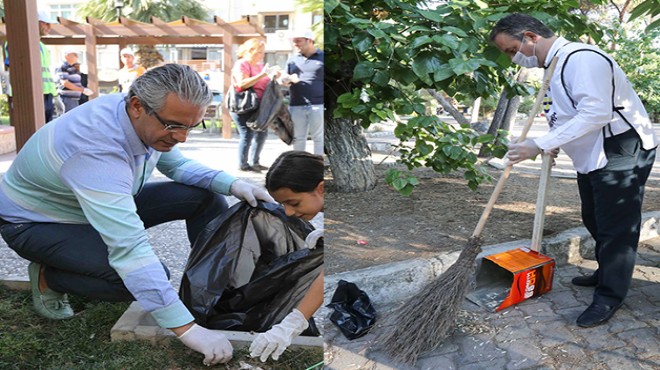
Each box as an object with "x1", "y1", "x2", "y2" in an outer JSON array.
[
  {"x1": 252, "y1": 164, "x2": 269, "y2": 171},
  {"x1": 576, "y1": 302, "x2": 622, "y2": 328},
  {"x1": 572, "y1": 273, "x2": 598, "y2": 287},
  {"x1": 239, "y1": 165, "x2": 261, "y2": 173}
]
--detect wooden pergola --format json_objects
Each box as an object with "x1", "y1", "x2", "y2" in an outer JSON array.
[{"x1": 1, "y1": 0, "x2": 264, "y2": 150}]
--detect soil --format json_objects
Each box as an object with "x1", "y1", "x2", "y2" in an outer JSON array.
[{"x1": 325, "y1": 163, "x2": 660, "y2": 275}]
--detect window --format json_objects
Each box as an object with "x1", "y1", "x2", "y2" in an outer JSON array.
[
  {"x1": 50, "y1": 4, "x2": 79, "y2": 21},
  {"x1": 263, "y1": 15, "x2": 289, "y2": 33},
  {"x1": 312, "y1": 11, "x2": 322, "y2": 25},
  {"x1": 265, "y1": 52, "x2": 288, "y2": 71},
  {"x1": 191, "y1": 47, "x2": 207, "y2": 60}
]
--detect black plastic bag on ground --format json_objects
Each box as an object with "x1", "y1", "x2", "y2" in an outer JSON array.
[
  {"x1": 179, "y1": 201, "x2": 323, "y2": 334},
  {"x1": 327, "y1": 280, "x2": 377, "y2": 339}
]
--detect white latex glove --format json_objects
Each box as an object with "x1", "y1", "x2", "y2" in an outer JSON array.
[
  {"x1": 230, "y1": 180, "x2": 275, "y2": 207},
  {"x1": 82, "y1": 88, "x2": 93, "y2": 96},
  {"x1": 305, "y1": 229, "x2": 324, "y2": 249},
  {"x1": 506, "y1": 138, "x2": 541, "y2": 164},
  {"x1": 178, "y1": 323, "x2": 233, "y2": 366},
  {"x1": 249, "y1": 309, "x2": 309, "y2": 362}
]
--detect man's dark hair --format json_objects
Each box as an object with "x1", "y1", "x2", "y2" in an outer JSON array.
[{"x1": 490, "y1": 13, "x2": 555, "y2": 41}]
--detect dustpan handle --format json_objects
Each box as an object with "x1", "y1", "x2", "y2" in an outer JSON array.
[
  {"x1": 471, "y1": 57, "x2": 558, "y2": 238},
  {"x1": 531, "y1": 153, "x2": 552, "y2": 251}
]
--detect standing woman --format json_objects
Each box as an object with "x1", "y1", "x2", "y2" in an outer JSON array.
[{"x1": 231, "y1": 38, "x2": 279, "y2": 172}]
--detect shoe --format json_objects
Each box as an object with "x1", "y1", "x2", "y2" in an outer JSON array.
[
  {"x1": 28, "y1": 262, "x2": 74, "y2": 320},
  {"x1": 251, "y1": 164, "x2": 269, "y2": 171},
  {"x1": 239, "y1": 165, "x2": 261, "y2": 173},
  {"x1": 576, "y1": 302, "x2": 622, "y2": 328},
  {"x1": 572, "y1": 273, "x2": 598, "y2": 287}
]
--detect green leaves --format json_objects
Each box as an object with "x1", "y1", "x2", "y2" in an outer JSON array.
[
  {"x1": 385, "y1": 169, "x2": 420, "y2": 196},
  {"x1": 412, "y1": 52, "x2": 443, "y2": 85}
]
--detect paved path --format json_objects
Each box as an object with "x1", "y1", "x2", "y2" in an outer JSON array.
[
  {"x1": 320, "y1": 118, "x2": 660, "y2": 369},
  {"x1": 324, "y1": 237, "x2": 660, "y2": 370}
]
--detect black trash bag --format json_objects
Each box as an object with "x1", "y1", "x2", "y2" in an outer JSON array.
[
  {"x1": 179, "y1": 201, "x2": 323, "y2": 334},
  {"x1": 326, "y1": 280, "x2": 377, "y2": 339}
]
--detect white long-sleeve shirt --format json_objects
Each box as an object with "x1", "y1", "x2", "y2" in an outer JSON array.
[{"x1": 533, "y1": 37, "x2": 657, "y2": 174}]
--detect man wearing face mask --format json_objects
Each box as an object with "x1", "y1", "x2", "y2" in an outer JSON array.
[{"x1": 490, "y1": 13, "x2": 657, "y2": 328}]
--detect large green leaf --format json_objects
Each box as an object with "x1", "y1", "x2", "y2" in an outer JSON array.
[
  {"x1": 353, "y1": 62, "x2": 375, "y2": 81},
  {"x1": 411, "y1": 53, "x2": 442, "y2": 85}
]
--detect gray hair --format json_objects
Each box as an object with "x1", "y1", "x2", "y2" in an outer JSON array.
[
  {"x1": 490, "y1": 13, "x2": 555, "y2": 42},
  {"x1": 127, "y1": 63, "x2": 212, "y2": 113}
]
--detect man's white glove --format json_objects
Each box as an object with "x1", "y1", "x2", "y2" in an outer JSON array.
[
  {"x1": 230, "y1": 180, "x2": 275, "y2": 207},
  {"x1": 82, "y1": 88, "x2": 94, "y2": 96},
  {"x1": 249, "y1": 309, "x2": 309, "y2": 362},
  {"x1": 506, "y1": 138, "x2": 541, "y2": 165},
  {"x1": 178, "y1": 323, "x2": 233, "y2": 366}
]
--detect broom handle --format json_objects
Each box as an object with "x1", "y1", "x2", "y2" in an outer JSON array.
[
  {"x1": 471, "y1": 57, "x2": 558, "y2": 238},
  {"x1": 531, "y1": 153, "x2": 552, "y2": 251}
]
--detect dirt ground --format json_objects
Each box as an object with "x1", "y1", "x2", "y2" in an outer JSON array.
[{"x1": 325, "y1": 163, "x2": 660, "y2": 275}]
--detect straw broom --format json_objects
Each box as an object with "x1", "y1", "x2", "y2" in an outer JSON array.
[{"x1": 379, "y1": 57, "x2": 558, "y2": 365}]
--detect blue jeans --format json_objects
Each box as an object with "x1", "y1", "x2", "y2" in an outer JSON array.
[
  {"x1": 289, "y1": 104, "x2": 324, "y2": 155},
  {"x1": 61, "y1": 96, "x2": 80, "y2": 113},
  {"x1": 231, "y1": 111, "x2": 268, "y2": 168},
  {"x1": 0, "y1": 182, "x2": 228, "y2": 301},
  {"x1": 576, "y1": 129, "x2": 656, "y2": 306}
]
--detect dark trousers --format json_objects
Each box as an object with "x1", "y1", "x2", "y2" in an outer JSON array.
[
  {"x1": 577, "y1": 129, "x2": 655, "y2": 306},
  {"x1": 1, "y1": 182, "x2": 228, "y2": 301}
]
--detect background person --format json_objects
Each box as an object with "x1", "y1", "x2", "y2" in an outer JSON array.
[
  {"x1": 0, "y1": 63, "x2": 274, "y2": 366},
  {"x1": 3, "y1": 10, "x2": 58, "y2": 122},
  {"x1": 230, "y1": 38, "x2": 279, "y2": 173},
  {"x1": 490, "y1": 13, "x2": 657, "y2": 328},
  {"x1": 118, "y1": 47, "x2": 145, "y2": 92},
  {"x1": 56, "y1": 49, "x2": 92, "y2": 112},
  {"x1": 285, "y1": 30, "x2": 324, "y2": 155},
  {"x1": 250, "y1": 151, "x2": 324, "y2": 362}
]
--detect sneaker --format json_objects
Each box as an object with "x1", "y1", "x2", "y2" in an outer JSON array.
[
  {"x1": 252, "y1": 164, "x2": 269, "y2": 171},
  {"x1": 239, "y1": 165, "x2": 261, "y2": 173},
  {"x1": 28, "y1": 262, "x2": 74, "y2": 320}
]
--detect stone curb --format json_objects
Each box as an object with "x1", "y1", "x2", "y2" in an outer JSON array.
[{"x1": 323, "y1": 211, "x2": 660, "y2": 312}]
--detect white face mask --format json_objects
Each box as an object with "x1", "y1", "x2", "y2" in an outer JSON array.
[{"x1": 512, "y1": 35, "x2": 538, "y2": 68}]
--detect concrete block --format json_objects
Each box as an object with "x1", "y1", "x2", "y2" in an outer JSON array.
[
  {"x1": 111, "y1": 302, "x2": 322, "y2": 348},
  {"x1": 0, "y1": 275, "x2": 30, "y2": 290}
]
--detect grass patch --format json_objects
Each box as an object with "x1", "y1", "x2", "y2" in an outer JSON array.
[{"x1": 0, "y1": 285, "x2": 323, "y2": 369}]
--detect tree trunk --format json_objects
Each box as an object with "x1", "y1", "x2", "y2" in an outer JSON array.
[
  {"x1": 325, "y1": 115, "x2": 376, "y2": 192},
  {"x1": 426, "y1": 89, "x2": 470, "y2": 125},
  {"x1": 478, "y1": 69, "x2": 529, "y2": 157}
]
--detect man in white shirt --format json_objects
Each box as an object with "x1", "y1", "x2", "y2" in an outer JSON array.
[{"x1": 490, "y1": 13, "x2": 657, "y2": 328}]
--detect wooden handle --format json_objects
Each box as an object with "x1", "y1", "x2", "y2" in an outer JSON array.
[
  {"x1": 471, "y1": 57, "x2": 558, "y2": 238},
  {"x1": 530, "y1": 153, "x2": 553, "y2": 251}
]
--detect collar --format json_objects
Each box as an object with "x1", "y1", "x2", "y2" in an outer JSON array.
[
  {"x1": 543, "y1": 37, "x2": 571, "y2": 68},
  {"x1": 299, "y1": 48, "x2": 321, "y2": 58},
  {"x1": 117, "y1": 94, "x2": 149, "y2": 156}
]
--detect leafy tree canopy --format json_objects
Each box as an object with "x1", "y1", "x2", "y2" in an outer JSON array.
[
  {"x1": 78, "y1": 0, "x2": 209, "y2": 23},
  {"x1": 325, "y1": 0, "x2": 606, "y2": 192}
]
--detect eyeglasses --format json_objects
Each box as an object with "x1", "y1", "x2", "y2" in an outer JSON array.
[{"x1": 152, "y1": 111, "x2": 205, "y2": 132}]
